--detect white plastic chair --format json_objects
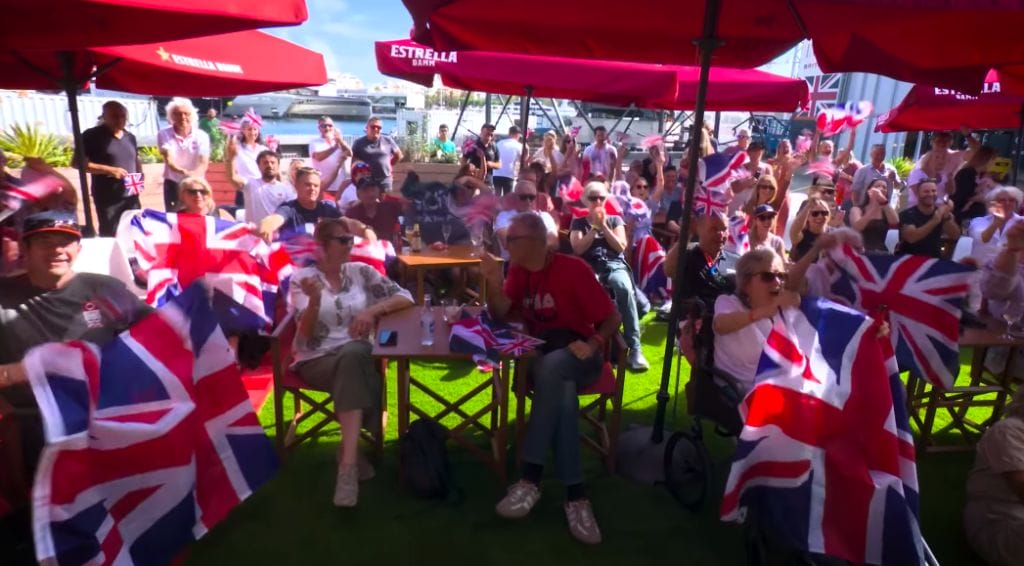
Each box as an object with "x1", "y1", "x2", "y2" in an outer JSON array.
[
  {"x1": 884, "y1": 229, "x2": 899, "y2": 254},
  {"x1": 72, "y1": 237, "x2": 146, "y2": 298}
]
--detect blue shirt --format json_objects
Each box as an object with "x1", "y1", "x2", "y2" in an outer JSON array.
[{"x1": 273, "y1": 199, "x2": 341, "y2": 235}]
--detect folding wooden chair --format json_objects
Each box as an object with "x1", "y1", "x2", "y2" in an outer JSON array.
[
  {"x1": 513, "y1": 334, "x2": 629, "y2": 473},
  {"x1": 269, "y1": 313, "x2": 388, "y2": 461}
]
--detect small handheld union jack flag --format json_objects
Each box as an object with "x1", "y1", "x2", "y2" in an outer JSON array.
[
  {"x1": 123, "y1": 172, "x2": 145, "y2": 197},
  {"x1": 693, "y1": 186, "x2": 728, "y2": 216}
]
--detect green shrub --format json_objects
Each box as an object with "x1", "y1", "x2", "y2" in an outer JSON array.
[
  {"x1": 0, "y1": 123, "x2": 73, "y2": 168},
  {"x1": 886, "y1": 156, "x2": 914, "y2": 181},
  {"x1": 139, "y1": 145, "x2": 164, "y2": 164}
]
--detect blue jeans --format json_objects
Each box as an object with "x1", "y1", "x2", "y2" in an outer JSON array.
[
  {"x1": 522, "y1": 347, "x2": 603, "y2": 485},
  {"x1": 601, "y1": 267, "x2": 641, "y2": 350}
]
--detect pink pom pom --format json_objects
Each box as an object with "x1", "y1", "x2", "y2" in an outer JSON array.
[{"x1": 795, "y1": 135, "x2": 812, "y2": 154}]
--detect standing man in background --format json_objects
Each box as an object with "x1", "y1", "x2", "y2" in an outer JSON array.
[
  {"x1": 493, "y1": 126, "x2": 523, "y2": 195},
  {"x1": 582, "y1": 126, "x2": 617, "y2": 180},
  {"x1": 309, "y1": 116, "x2": 353, "y2": 198},
  {"x1": 157, "y1": 97, "x2": 209, "y2": 212},
  {"x1": 352, "y1": 116, "x2": 403, "y2": 193},
  {"x1": 81, "y1": 101, "x2": 142, "y2": 237},
  {"x1": 465, "y1": 123, "x2": 501, "y2": 186}
]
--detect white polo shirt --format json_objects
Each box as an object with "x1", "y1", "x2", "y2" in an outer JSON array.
[
  {"x1": 157, "y1": 126, "x2": 210, "y2": 183},
  {"x1": 309, "y1": 137, "x2": 349, "y2": 194}
]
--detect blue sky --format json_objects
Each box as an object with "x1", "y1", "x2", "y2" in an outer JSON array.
[{"x1": 266, "y1": 0, "x2": 413, "y2": 86}]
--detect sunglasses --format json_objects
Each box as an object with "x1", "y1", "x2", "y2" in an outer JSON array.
[
  {"x1": 184, "y1": 189, "x2": 209, "y2": 196},
  {"x1": 587, "y1": 195, "x2": 607, "y2": 202},
  {"x1": 754, "y1": 271, "x2": 789, "y2": 283},
  {"x1": 810, "y1": 210, "x2": 830, "y2": 218},
  {"x1": 331, "y1": 235, "x2": 354, "y2": 245},
  {"x1": 634, "y1": 183, "x2": 649, "y2": 189},
  {"x1": 518, "y1": 194, "x2": 537, "y2": 201},
  {"x1": 318, "y1": 124, "x2": 333, "y2": 130},
  {"x1": 368, "y1": 125, "x2": 382, "y2": 131},
  {"x1": 757, "y1": 184, "x2": 774, "y2": 189},
  {"x1": 756, "y1": 214, "x2": 776, "y2": 222}
]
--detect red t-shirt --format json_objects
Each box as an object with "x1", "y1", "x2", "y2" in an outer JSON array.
[
  {"x1": 504, "y1": 253, "x2": 615, "y2": 339},
  {"x1": 345, "y1": 199, "x2": 403, "y2": 243}
]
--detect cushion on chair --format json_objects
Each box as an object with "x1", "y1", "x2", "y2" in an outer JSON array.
[{"x1": 578, "y1": 362, "x2": 616, "y2": 396}]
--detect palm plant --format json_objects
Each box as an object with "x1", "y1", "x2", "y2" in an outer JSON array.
[
  {"x1": 886, "y1": 156, "x2": 914, "y2": 181},
  {"x1": 0, "y1": 123, "x2": 73, "y2": 168}
]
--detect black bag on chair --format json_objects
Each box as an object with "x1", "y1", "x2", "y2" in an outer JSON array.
[{"x1": 399, "y1": 419, "x2": 453, "y2": 499}]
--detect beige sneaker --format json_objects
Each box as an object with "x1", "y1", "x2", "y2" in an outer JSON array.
[
  {"x1": 357, "y1": 453, "x2": 375, "y2": 481},
  {"x1": 333, "y1": 465, "x2": 359, "y2": 507},
  {"x1": 495, "y1": 480, "x2": 541, "y2": 519},
  {"x1": 564, "y1": 500, "x2": 602, "y2": 544}
]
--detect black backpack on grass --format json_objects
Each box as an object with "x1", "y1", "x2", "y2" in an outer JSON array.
[{"x1": 399, "y1": 419, "x2": 453, "y2": 500}]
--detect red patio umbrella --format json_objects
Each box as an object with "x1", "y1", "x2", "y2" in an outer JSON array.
[
  {"x1": 403, "y1": 0, "x2": 1024, "y2": 93},
  {"x1": 1, "y1": 31, "x2": 327, "y2": 235},
  {"x1": 1, "y1": 0, "x2": 308, "y2": 50},
  {"x1": 376, "y1": 39, "x2": 678, "y2": 108},
  {"x1": 377, "y1": 39, "x2": 808, "y2": 113},
  {"x1": 876, "y1": 71, "x2": 1024, "y2": 133}
]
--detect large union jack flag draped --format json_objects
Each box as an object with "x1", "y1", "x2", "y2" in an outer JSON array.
[
  {"x1": 826, "y1": 245, "x2": 974, "y2": 390},
  {"x1": 721, "y1": 297, "x2": 922, "y2": 565},
  {"x1": 22, "y1": 284, "x2": 278, "y2": 565},
  {"x1": 129, "y1": 210, "x2": 273, "y2": 326},
  {"x1": 449, "y1": 309, "x2": 544, "y2": 371}
]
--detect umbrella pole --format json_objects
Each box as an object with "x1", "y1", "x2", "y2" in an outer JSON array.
[
  {"x1": 519, "y1": 87, "x2": 533, "y2": 170},
  {"x1": 485, "y1": 93, "x2": 492, "y2": 125},
  {"x1": 451, "y1": 91, "x2": 472, "y2": 139},
  {"x1": 531, "y1": 98, "x2": 561, "y2": 137},
  {"x1": 59, "y1": 51, "x2": 96, "y2": 237},
  {"x1": 571, "y1": 101, "x2": 598, "y2": 136},
  {"x1": 549, "y1": 98, "x2": 567, "y2": 136},
  {"x1": 494, "y1": 95, "x2": 513, "y2": 129},
  {"x1": 607, "y1": 103, "x2": 636, "y2": 136},
  {"x1": 653, "y1": 0, "x2": 723, "y2": 443},
  {"x1": 1014, "y1": 104, "x2": 1024, "y2": 186}
]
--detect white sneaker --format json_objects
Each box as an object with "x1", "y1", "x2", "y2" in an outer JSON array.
[
  {"x1": 333, "y1": 465, "x2": 359, "y2": 507},
  {"x1": 628, "y1": 350, "x2": 650, "y2": 371},
  {"x1": 565, "y1": 500, "x2": 602, "y2": 544},
  {"x1": 495, "y1": 480, "x2": 541, "y2": 519}
]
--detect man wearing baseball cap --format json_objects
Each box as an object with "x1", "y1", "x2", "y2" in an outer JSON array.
[{"x1": 0, "y1": 210, "x2": 150, "y2": 559}]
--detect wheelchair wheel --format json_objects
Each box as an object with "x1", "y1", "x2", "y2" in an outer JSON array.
[{"x1": 662, "y1": 429, "x2": 711, "y2": 512}]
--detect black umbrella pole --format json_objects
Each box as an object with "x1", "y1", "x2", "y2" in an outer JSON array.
[
  {"x1": 59, "y1": 52, "x2": 96, "y2": 237},
  {"x1": 651, "y1": 0, "x2": 722, "y2": 444},
  {"x1": 1013, "y1": 104, "x2": 1024, "y2": 186},
  {"x1": 520, "y1": 87, "x2": 532, "y2": 170}
]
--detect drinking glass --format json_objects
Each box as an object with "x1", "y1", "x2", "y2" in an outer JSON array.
[
  {"x1": 440, "y1": 298, "x2": 461, "y2": 324},
  {"x1": 469, "y1": 226, "x2": 484, "y2": 255},
  {"x1": 442, "y1": 223, "x2": 453, "y2": 247},
  {"x1": 1002, "y1": 302, "x2": 1024, "y2": 340}
]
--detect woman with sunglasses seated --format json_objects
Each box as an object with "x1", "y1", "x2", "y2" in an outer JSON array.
[
  {"x1": 711, "y1": 248, "x2": 802, "y2": 392},
  {"x1": 176, "y1": 177, "x2": 233, "y2": 220},
  {"x1": 289, "y1": 218, "x2": 413, "y2": 508},
  {"x1": 569, "y1": 183, "x2": 648, "y2": 371},
  {"x1": 789, "y1": 196, "x2": 833, "y2": 262},
  {"x1": 494, "y1": 180, "x2": 558, "y2": 259},
  {"x1": 741, "y1": 174, "x2": 778, "y2": 217}
]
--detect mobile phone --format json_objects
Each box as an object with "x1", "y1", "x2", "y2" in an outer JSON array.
[{"x1": 377, "y1": 329, "x2": 398, "y2": 347}]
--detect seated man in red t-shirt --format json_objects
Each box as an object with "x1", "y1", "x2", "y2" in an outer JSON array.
[
  {"x1": 344, "y1": 177, "x2": 406, "y2": 245},
  {"x1": 480, "y1": 213, "x2": 620, "y2": 545}
]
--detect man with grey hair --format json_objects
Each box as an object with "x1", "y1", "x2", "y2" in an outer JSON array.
[
  {"x1": 481, "y1": 212, "x2": 620, "y2": 545},
  {"x1": 81, "y1": 101, "x2": 142, "y2": 236},
  {"x1": 352, "y1": 116, "x2": 402, "y2": 192},
  {"x1": 849, "y1": 143, "x2": 901, "y2": 206},
  {"x1": 157, "y1": 97, "x2": 210, "y2": 211}
]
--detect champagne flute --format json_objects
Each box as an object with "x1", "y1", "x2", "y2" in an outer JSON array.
[{"x1": 442, "y1": 222, "x2": 452, "y2": 248}]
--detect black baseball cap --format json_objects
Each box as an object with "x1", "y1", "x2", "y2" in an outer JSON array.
[{"x1": 22, "y1": 210, "x2": 81, "y2": 240}]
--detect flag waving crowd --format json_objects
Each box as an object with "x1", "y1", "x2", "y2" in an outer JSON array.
[{"x1": 1, "y1": 89, "x2": 1023, "y2": 566}]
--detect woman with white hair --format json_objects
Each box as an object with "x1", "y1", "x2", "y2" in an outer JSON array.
[
  {"x1": 157, "y1": 97, "x2": 210, "y2": 212},
  {"x1": 176, "y1": 177, "x2": 233, "y2": 220},
  {"x1": 530, "y1": 131, "x2": 563, "y2": 174},
  {"x1": 967, "y1": 185, "x2": 1023, "y2": 267},
  {"x1": 569, "y1": 182, "x2": 648, "y2": 371}
]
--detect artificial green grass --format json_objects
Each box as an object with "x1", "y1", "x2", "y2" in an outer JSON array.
[{"x1": 185, "y1": 317, "x2": 987, "y2": 565}]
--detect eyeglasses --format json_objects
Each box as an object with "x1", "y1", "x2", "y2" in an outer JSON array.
[
  {"x1": 809, "y1": 210, "x2": 830, "y2": 218},
  {"x1": 184, "y1": 189, "x2": 209, "y2": 196},
  {"x1": 331, "y1": 235, "x2": 354, "y2": 245},
  {"x1": 587, "y1": 195, "x2": 607, "y2": 203},
  {"x1": 518, "y1": 194, "x2": 537, "y2": 202},
  {"x1": 754, "y1": 271, "x2": 789, "y2": 283},
  {"x1": 318, "y1": 124, "x2": 334, "y2": 130}
]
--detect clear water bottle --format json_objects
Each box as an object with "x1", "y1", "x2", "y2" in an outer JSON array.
[{"x1": 420, "y1": 294, "x2": 435, "y2": 347}]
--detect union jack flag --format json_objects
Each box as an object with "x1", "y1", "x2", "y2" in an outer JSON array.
[
  {"x1": 455, "y1": 192, "x2": 500, "y2": 227},
  {"x1": 0, "y1": 174, "x2": 62, "y2": 214},
  {"x1": 703, "y1": 151, "x2": 749, "y2": 190},
  {"x1": 805, "y1": 73, "x2": 843, "y2": 115},
  {"x1": 726, "y1": 214, "x2": 750, "y2": 255},
  {"x1": 722, "y1": 297, "x2": 922, "y2": 565},
  {"x1": 826, "y1": 244, "x2": 974, "y2": 390},
  {"x1": 449, "y1": 309, "x2": 544, "y2": 371},
  {"x1": 123, "y1": 172, "x2": 144, "y2": 197},
  {"x1": 693, "y1": 186, "x2": 729, "y2": 217},
  {"x1": 129, "y1": 210, "x2": 272, "y2": 326},
  {"x1": 632, "y1": 234, "x2": 670, "y2": 301},
  {"x1": 219, "y1": 119, "x2": 241, "y2": 135},
  {"x1": 22, "y1": 284, "x2": 278, "y2": 565}
]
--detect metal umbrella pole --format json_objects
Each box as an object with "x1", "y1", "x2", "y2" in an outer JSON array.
[
  {"x1": 617, "y1": 0, "x2": 723, "y2": 483},
  {"x1": 59, "y1": 52, "x2": 97, "y2": 237},
  {"x1": 450, "y1": 91, "x2": 473, "y2": 139},
  {"x1": 519, "y1": 87, "x2": 533, "y2": 169}
]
